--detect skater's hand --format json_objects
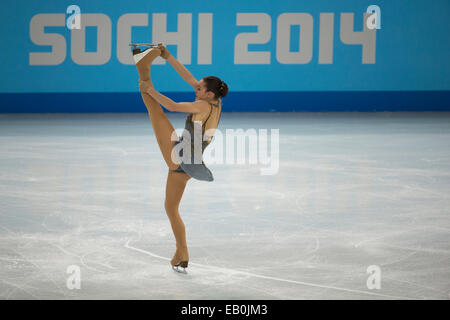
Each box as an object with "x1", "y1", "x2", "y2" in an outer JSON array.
[
  {"x1": 158, "y1": 43, "x2": 172, "y2": 60},
  {"x1": 139, "y1": 80, "x2": 153, "y2": 93}
]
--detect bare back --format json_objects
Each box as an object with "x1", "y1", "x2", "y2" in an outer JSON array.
[{"x1": 191, "y1": 99, "x2": 222, "y2": 145}]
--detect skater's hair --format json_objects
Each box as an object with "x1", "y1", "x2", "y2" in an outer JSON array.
[{"x1": 202, "y1": 76, "x2": 228, "y2": 99}]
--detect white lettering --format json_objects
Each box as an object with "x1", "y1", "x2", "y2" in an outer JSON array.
[
  {"x1": 276, "y1": 13, "x2": 313, "y2": 64},
  {"x1": 234, "y1": 13, "x2": 271, "y2": 64},
  {"x1": 29, "y1": 14, "x2": 66, "y2": 65},
  {"x1": 71, "y1": 14, "x2": 112, "y2": 65}
]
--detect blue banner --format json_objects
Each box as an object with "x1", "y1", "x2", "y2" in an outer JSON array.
[{"x1": 0, "y1": 0, "x2": 449, "y2": 111}]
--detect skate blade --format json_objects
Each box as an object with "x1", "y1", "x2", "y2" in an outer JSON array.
[
  {"x1": 129, "y1": 43, "x2": 159, "y2": 47},
  {"x1": 132, "y1": 47, "x2": 159, "y2": 64},
  {"x1": 172, "y1": 266, "x2": 188, "y2": 274}
]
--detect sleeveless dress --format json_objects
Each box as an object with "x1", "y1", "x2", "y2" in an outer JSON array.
[{"x1": 172, "y1": 100, "x2": 222, "y2": 181}]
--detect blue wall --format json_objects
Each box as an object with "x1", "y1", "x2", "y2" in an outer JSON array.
[{"x1": 1, "y1": 0, "x2": 449, "y2": 112}]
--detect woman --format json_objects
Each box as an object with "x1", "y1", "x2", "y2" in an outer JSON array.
[{"x1": 132, "y1": 43, "x2": 228, "y2": 273}]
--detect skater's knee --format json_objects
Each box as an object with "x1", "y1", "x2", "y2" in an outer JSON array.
[{"x1": 164, "y1": 198, "x2": 179, "y2": 213}]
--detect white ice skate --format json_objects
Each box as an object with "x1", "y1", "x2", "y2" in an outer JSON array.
[{"x1": 129, "y1": 43, "x2": 161, "y2": 64}]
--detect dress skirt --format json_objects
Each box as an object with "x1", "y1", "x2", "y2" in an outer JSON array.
[{"x1": 172, "y1": 139, "x2": 214, "y2": 182}]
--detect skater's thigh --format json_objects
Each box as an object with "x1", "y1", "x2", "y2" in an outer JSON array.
[
  {"x1": 165, "y1": 170, "x2": 191, "y2": 208},
  {"x1": 145, "y1": 108, "x2": 181, "y2": 170}
]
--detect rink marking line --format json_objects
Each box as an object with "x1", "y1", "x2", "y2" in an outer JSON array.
[
  {"x1": 125, "y1": 239, "x2": 418, "y2": 300},
  {"x1": 55, "y1": 243, "x2": 119, "y2": 273}
]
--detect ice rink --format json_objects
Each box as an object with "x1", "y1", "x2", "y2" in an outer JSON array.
[{"x1": 0, "y1": 112, "x2": 449, "y2": 299}]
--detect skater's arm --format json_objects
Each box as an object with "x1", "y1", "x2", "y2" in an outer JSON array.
[
  {"x1": 146, "y1": 87, "x2": 208, "y2": 113},
  {"x1": 167, "y1": 55, "x2": 199, "y2": 89},
  {"x1": 158, "y1": 43, "x2": 199, "y2": 89}
]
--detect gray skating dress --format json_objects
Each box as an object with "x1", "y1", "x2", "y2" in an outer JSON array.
[{"x1": 173, "y1": 100, "x2": 221, "y2": 181}]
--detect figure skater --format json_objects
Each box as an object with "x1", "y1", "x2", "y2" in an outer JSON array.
[{"x1": 132, "y1": 43, "x2": 228, "y2": 273}]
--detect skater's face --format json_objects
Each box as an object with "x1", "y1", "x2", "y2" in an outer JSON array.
[{"x1": 196, "y1": 80, "x2": 215, "y2": 101}]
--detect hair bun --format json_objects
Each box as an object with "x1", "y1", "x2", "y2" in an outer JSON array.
[
  {"x1": 219, "y1": 81, "x2": 227, "y2": 98},
  {"x1": 202, "y1": 76, "x2": 227, "y2": 99}
]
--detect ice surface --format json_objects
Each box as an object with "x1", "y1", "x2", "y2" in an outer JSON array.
[{"x1": 0, "y1": 112, "x2": 449, "y2": 299}]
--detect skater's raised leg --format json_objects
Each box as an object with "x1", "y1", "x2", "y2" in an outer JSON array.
[
  {"x1": 134, "y1": 46, "x2": 161, "y2": 82},
  {"x1": 140, "y1": 92, "x2": 181, "y2": 171},
  {"x1": 134, "y1": 47, "x2": 181, "y2": 171}
]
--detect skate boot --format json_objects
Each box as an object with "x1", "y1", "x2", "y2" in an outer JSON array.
[
  {"x1": 130, "y1": 43, "x2": 161, "y2": 81},
  {"x1": 171, "y1": 246, "x2": 189, "y2": 274}
]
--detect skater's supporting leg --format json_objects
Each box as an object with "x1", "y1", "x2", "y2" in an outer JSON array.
[{"x1": 165, "y1": 170, "x2": 191, "y2": 265}]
